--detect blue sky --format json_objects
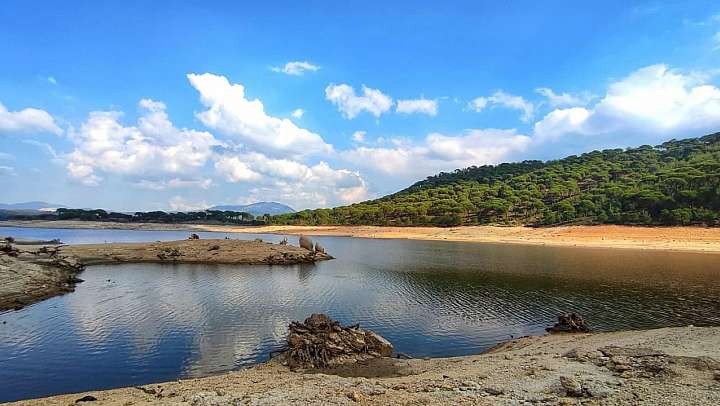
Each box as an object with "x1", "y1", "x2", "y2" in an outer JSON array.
[{"x1": 2, "y1": 1, "x2": 720, "y2": 211}]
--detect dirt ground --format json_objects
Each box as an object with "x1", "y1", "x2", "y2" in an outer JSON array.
[
  {"x1": 4, "y1": 221, "x2": 720, "y2": 254},
  {"x1": 9, "y1": 326, "x2": 720, "y2": 405}
]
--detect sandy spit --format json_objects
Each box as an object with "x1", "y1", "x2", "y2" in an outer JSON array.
[
  {"x1": 9, "y1": 326, "x2": 720, "y2": 405},
  {"x1": 0, "y1": 239, "x2": 329, "y2": 311},
  {"x1": 4, "y1": 220, "x2": 720, "y2": 254}
]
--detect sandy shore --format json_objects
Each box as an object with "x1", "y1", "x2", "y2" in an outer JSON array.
[
  {"x1": 4, "y1": 220, "x2": 720, "y2": 253},
  {"x1": 0, "y1": 238, "x2": 329, "y2": 311},
  {"x1": 9, "y1": 325, "x2": 720, "y2": 405}
]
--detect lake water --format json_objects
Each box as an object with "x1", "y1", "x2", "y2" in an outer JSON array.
[{"x1": 1, "y1": 226, "x2": 720, "y2": 402}]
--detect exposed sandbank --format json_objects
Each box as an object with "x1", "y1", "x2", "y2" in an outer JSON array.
[
  {"x1": 4, "y1": 220, "x2": 720, "y2": 254},
  {"x1": 0, "y1": 238, "x2": 330, "y2": 312},
  {"x1": 9, "y1": 326, "x2": 720, "y2": 405}
]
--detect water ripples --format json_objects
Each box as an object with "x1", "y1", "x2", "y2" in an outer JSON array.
[{"x1": 1, "y1": 227, "x2": 720, "y2": 401}]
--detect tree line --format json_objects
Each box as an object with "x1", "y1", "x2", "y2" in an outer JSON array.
[{"x1": 270, "y1": 132, "x2": 720, "y2": 227}]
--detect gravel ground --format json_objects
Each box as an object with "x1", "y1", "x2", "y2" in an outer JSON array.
[{"x1": 8, "y1": 326, "x2": 720, "y2": 405}]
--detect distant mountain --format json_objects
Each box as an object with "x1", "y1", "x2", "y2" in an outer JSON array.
[
  {"x1": 210, "y1": 202, "x2": 295, "y2": 216},
  {"x1": 0, "y1": 201, "x2": 67, "y2": 211}
]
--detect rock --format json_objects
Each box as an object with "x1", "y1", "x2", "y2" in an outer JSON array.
[
  {"x1": 584, "y1": 381, "x2": 615, "y2": 398},
  {"x1": 560, "y1": 376, "x2": 584, "y2": 397},
  {"x1": 347, "y1": 390, "x2": 364, "y2": 402},
  {"x1": 188, "y1": 233, "x2": 200, "y2": 240},
  {"x1": 546, "y1": 313, "x2": 590, "y2": 333},
  {"x1": 483, "y1": 386, "x2": 504, "y2": 395},
  {"x1": 75, "y1": 395, "x2": 97, "y2": 402},
  {"x1": 283, "y1": 313, "x2": 394, "y2": 368},
  {"x1": 299, "y1": 235, "x2": 313, "y2": 251},
  {"x1": 714, "y1": 370, "x2": 720, "y2": 381},
  {"x1": 208, "y1": 245, "x2": 220, "y2": 251}
]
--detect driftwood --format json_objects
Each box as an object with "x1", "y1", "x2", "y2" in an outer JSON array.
[{"x1": 283, "y1": 313, "x2": 393, "y2": 369}]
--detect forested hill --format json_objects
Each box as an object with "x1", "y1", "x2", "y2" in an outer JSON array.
[{"x1": 271, "y1": 132, "x2": 720, "y2": 227}]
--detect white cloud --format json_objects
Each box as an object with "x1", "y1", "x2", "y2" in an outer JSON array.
[
  {"x1": 534, "y1": 64, "x2": 720, "y2": 141},
  {"x1": 535, "y1": 88, "x2": 595, "y2": 107},
  {"x1": 215, "y1": 152, "x2": 368, "y2": 208},
  {"x1": 0, "y1": 152, "x2": 14, "y2": 162},
  {"x1": 134, "y1": 178, "x2": 213, "y2": 191},
  {"x1": 0, "y1": 102, "x2": 62, "y2": 135},
  {"x1": 65, "y1": 99, "x2": 220, "y2": 186},
  {"x1": 291, "y1": 108, "x2": 304, "y2": 119},
  {"x1": 714, "y1": 32, "x2": 720, "y2": 51},
  {"x1": 0, "y1": 165, "x2": 15, "y2": 176},
  {"x1": 214, "y1": 156, "x2": 262, "y2": 182},
  {"x1": 21, "y1": 139, "x2": 59, "y2": 159},
  {"x1": 271, "y1": 61, "x2": 321, "y2": 76},
  {"x1": 396, "y1": 97, "x2": 438, "y2": 116},
  {"x1": 47, "y1": 76, "x2": 57, "y2": 85},
  {"x1": 325, "y1": 84, "x2": 393, "y2": 119},
  {"x1": 188, "y1": 73, "x2": 332, "y2": 156},
  {"x1": 341, "y1": 129, "x2": 530, "y2": 178},
  {"x1": 351, "y1": 131, "x2": 366, "y2": 143},
  {"x1": 471, "y1": 91, "x2": 535, "y2": 122},
  {"x1": 168, "y1": 196, "x2": 209, "y2": 212}
]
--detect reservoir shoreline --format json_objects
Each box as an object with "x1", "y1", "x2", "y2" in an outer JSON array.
[
  {"x1": 8, "y1": 325, "x2": 720, "y2": 405},
  {"x1": 3, "y1": 220, "x2": 720, "y2": 254}
]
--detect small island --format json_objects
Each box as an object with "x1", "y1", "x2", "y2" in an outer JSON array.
[{"x1": 0, "y1": 236, "x2": 331, "y2": 312}]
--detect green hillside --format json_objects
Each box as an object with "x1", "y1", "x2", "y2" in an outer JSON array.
[{"x1": 271, "y1": 132, "x2": 720, "y2": 227}]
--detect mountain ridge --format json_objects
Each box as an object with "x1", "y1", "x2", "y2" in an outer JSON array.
[{"x1": 271, "y1": 132, "x2": 720, "y2": 227}]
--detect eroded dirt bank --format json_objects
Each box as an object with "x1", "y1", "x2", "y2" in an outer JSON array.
[
  {"x1": 9, "y1": 326, "x2": 720, "y2": 405},
  {"x1": 4, "y1": 220, "x2": 720, "y2": 254},
  {"x1": 0, "y1": 238, "x2": 330, "y2": 312},
  {"x1": 0, "y1": 244, "x2": 84, "y2": 311}
]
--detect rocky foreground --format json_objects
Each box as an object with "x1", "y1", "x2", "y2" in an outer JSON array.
[
  {"x1": 8, "y1": 325, "x2": 720, "y2": 405},
  {"x1": 0, "y1": 237, "x2": 332, "y2": 312}
]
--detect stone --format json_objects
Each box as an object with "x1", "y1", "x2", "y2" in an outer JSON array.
[
  {"x1": 75, "y1": 395, "x2": 98, "y2": 402},
  {"x1": 347, "y1": 390, "x2": 364, "y2": 402},
  {"x1": 583, "y1": 381, "x2": 615, "y2": 398},
  {"x1": 559, "y1": 376, "x2": 584, "y2": 397},
  {"x1": 299, "y1": 235, "x2": 314, "y2": 251}
]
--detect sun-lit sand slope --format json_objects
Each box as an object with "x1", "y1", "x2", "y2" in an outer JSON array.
[{"x1": 7, "y1": 221, "x2": 716, "y2": 253}]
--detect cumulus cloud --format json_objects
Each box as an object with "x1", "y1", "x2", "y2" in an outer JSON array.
[
  {"x1": 351, "y1": 131, "x2": 366, "y2": 143},
  {"x1": 188, "y1": 73, "x2": 332, "y2": 156},
  {"x1": 396, "y1": 97, "x2": 438, "y2": 116},
  {"x1": 65, "y1": 99, "x2": 220, "y2": 186},
  {"x1": 534, "y1": 64, "x2": 720, "y2": 142},
  {"x1": 134, "y1": 178, "x2": 213, "y2": 191},
  {"x1": 325, "y1": 84, "x2": 393, "y2": 119},
  {"x1": 0, "y1": 102, "x2": 62, "y2": 135},
  {"x1": 215, "y1": 152, "x2": 368, "y2": 207},
  {"x1": 535, "y1": 88, "x2": 595, "y2": 107},
  {"x1": 341, "y1": 129, "x2": 531, "y2": 178},
  {"x1": 271, "y1": 61, "x2": 321, "y2": 76},
  {"x1": 291, "y1": 108, "x2": 304, "y2": 119},
  {"x1": 471, "y1": 91, "x2": 535, "y2": 122}
]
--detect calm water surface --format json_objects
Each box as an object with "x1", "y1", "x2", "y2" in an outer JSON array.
[{"x1": 1, "y1": 226, "x2": 720, "y2": 402}]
